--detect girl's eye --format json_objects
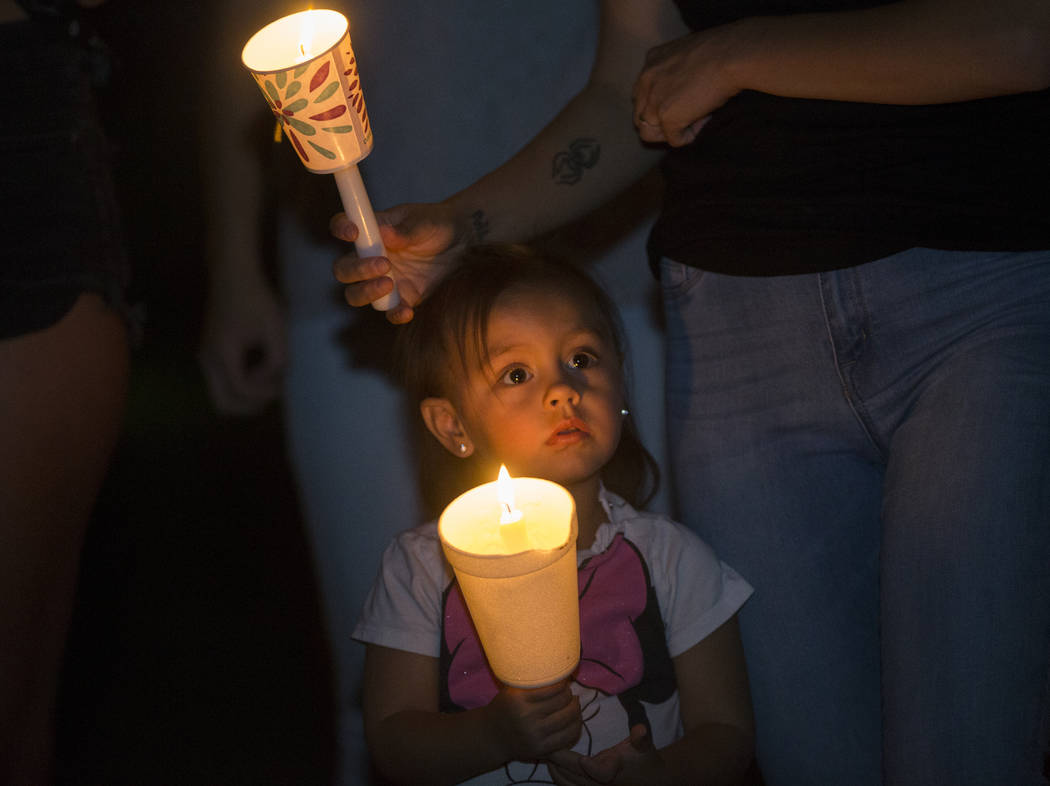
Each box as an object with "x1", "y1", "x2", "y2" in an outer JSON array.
[
  {"x1": 568, "y1": 352, "x2": 597, "y2": 370},
  {"x1": 501, "y1": 367, "x2": 531, "y2": 385}
]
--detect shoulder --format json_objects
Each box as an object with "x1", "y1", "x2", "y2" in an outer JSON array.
[
  {"x1": 378, "y1": 521, "x2": 450, "y2": 588},
  {"x1": 601, "y1": 489, "x2": 717, "y2": 564},
  {"x1": 353, "y1": 521, "x2": 451, "y2": 655},
  {"x1": 389, "y1": 519, "x2": 442, "y2": 553},
  {"x1": 600, "y1": 489, "x2": 754, "y2": 654}
]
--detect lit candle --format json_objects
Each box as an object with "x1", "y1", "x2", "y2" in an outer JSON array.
[
  {"x1": 241, "y1": 8, "x2": 398, "y2": 311},
  {"x1": 439, "y1": 468, "x2": 581, "y2": 687},
  {"x1": 496, "y1": 465, "x2": 528, "y2": 552}
]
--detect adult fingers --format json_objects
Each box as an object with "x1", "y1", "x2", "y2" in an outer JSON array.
[
  {"x1": 332, "y1": 251, "x2": 391, "y2": 286},
  {"x1": 665, "y1": 113, "x2": 711, "y2": 147},
  {"x1": 328, "y1": 211, "x2": 359, "y2": 243}
]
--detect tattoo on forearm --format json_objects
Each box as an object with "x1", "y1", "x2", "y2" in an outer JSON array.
[
  {"x1": 552, "y1": 138, "x2": 600, "y2": 185},
  {"x1": 470, "y1": 209, "x2": 491, "y2": 242}
]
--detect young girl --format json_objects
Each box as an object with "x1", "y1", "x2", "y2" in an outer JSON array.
[{"x1": 352, "y1": 245, "x2": 756, "y2": 785}]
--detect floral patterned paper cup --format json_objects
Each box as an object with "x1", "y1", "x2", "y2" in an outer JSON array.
[{"x1": 242, "y1": 9, "x2": 373, "y2": 174}]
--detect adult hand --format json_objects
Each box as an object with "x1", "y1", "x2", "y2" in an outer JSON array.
[
  {"x1": 486, "y1": 680, "x2": 583, "y2": 763},
  {"x1": 198, "y1": 269, "x2": 287, "y2": 416},
  {"x1": 330, "y1": 200, "x2": 467, "y2": 325},
  {"x1": 548, "y1": 724, "x2": 662, "y2": 785},
  {"x1": 632, "y1": 25, "x2": 745, "y2": 147}
]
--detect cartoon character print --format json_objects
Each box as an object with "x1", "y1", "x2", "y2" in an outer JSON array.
[{"x1": 439, "y1": 533, "x2": 677, "y2": 782}]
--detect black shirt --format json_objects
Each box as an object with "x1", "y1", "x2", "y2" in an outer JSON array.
[{"x1": 649, "y1": 0, "x2": 1050, "y2": 275}]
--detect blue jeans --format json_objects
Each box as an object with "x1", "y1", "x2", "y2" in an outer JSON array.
[{"x1": 661, "y1": 249, "x2": 1050, "y2": 785}]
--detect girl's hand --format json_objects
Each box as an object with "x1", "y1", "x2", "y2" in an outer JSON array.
[
  {"x1": 632, "y1": 25, "x2": 747, "y2": 147},
  {"x1": 330, "y1": 200, "x2": 466, "y2": 325},
  {"x1": 487, "y1": 680, "x2": 583, "y2": 763},
  {"x1": 548, "y1": 724, "x2": 664, "y2": 785}
]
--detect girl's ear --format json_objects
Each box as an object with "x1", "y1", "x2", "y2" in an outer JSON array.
[{"x1": 420, "y1": 397, "x2": 474, "y2": 458}]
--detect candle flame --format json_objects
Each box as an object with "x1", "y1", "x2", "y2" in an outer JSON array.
[
  {"x1": 296, "y1": 12, "x2": 317, "y2": 63},
  {"x1": 497, "y1": 465, "x2": 523, "y2": 525}
]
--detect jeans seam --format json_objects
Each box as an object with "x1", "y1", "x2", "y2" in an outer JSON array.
[
  {"x1": 659, "y1": 258, "x2": 704, "y2": 299},
  {"x1": 818, "y1": 272, "x2": 884, "y2": 460}
]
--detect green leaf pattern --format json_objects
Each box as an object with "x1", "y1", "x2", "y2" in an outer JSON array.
[
  {"x1": 314, "y1": 81, "x2": 339, "y2": 102},
  {"x1": 287, "y1": 117, "x2": 315, "y2": 136},
  {"x1": 308, "y1": 141, "x2": 338, "y2": 159},
  {"x1": 254, "y1": 49, "x2": 369, "y2": 164}
]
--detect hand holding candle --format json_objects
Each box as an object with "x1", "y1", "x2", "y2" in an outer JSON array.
[
  {"x1": 241, "y1": 9, "x2": 398, "y2": 311},
  {"x1": 439, "y1": 466, "x2": 581, "y2": 688}
]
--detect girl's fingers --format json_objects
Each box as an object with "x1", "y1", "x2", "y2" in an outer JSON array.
[{"x1": 541, "y1": 695, "x2": 582, "y2": 749}]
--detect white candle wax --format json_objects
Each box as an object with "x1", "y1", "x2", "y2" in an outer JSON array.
[
  {"x1": 241, "y1": 9, "x2": 347, "y2": 72},
  {"x1": 497, "y1": 465, "x2": 528, "y2": 552}
]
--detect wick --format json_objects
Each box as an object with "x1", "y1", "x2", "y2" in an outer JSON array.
[{"x1": 500, "y1": 502, "x2": 523, "y2": 526}]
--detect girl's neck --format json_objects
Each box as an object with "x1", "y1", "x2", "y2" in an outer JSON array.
[{"x1": 569, "y1": 477, "x2": 605, "y2": 552}]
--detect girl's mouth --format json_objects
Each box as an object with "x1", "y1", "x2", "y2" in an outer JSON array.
[{"x1": 546, "y1": 417, "x2": 590, "y2": 445}]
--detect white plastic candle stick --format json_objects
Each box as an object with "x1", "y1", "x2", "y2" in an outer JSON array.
[{"x1": 333, "y1": 165, "x2": 398, "y2": 311}]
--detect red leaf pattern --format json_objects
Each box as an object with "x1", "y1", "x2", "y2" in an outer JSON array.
[
  {"x1": 286, "y1": 128, "x2": 309, "y2": 162},
  {"x1": 309, "y1": 61, "x2": 331, "y2": 93},
  {"x1": 309, "y1": 105, "x2": 347, "y2": 121}
]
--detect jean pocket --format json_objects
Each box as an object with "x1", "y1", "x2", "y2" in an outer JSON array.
[{"x1": 659, "y1": 258, "x2": 704, "y2": 299}]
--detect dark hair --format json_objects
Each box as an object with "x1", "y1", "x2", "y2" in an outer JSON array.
[{"x1": 395, "y1": 243, "x2": 659, "y2": 518}]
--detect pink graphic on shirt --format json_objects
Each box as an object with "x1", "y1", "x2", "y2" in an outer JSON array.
[
  {"x1": 443, "y1": 583, "x2": 497, "y2": 708},
  {"x1": 443, "y1": 534, "x2": 649, "y2": 710}
]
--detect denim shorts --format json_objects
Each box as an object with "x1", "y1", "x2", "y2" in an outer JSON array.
[{"x1": 0, "y1": 21, "x2": 132, "y2": 339}]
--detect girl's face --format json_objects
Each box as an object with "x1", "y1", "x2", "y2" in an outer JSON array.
[{"x1": 453, "y1": 286, "x2": 625, "y2": 495}]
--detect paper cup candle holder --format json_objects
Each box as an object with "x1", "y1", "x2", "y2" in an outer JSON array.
[
  {"x1": 242, "y1": 8, "x2": 398, "y2": 310},
  {"x1": 439, "y1": 466, "x2": 581, "y2": 688}
]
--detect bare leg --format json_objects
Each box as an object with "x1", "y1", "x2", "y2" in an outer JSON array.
[{"x1": 0, "y1": 293, "x2": 129, "y2": 785}]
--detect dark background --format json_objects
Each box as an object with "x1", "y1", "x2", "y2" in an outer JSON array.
[{"x1": 53, "y1": 4, "x2": 336, "y2": 783}]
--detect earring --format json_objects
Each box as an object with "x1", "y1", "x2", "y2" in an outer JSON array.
[
  {"x1": 458, "y1": 443, "x2": 468, "y2": 454},
  {"x1": 620, "y1": 408, "x2": 630, "y2": 417}
]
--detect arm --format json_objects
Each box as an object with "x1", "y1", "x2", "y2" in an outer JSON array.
[
  {"x1": 363, "y1": 645, "x2": 583, "y2": 785},
  {"x1": 438, "y1": 0, "x2": 685, "y2": 244},
  {"x1": 332, "y1": 0, "x2": 686, "y2": 322},
  {"x1": 658, "y1": 614, "x2": 755, "y2": 784},
  {"x1": 548, "y1": 615, "x2": 755, "y2": 785},
  {"x1": 197, "y1": 0, "x2": 288, "y2": 415},
  {"x1": 635, "y1": 0, "x2": 1050, "y2": 145}
]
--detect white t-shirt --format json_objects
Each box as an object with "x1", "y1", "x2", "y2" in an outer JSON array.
[{"x1": 353, "y1": 488, "x2": 753, "y2": 785}]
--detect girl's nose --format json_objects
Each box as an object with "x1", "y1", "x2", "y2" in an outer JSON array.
[{"x1": 545, "y1": 379, "x2": 581, "y2": 409}]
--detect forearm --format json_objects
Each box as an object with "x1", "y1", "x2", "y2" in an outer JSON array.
[
  {"x1": 657, "y1": 722, "x2": 755, "y2": 786},
  {"x1": 368, "y1": 707, "x2": 511, "y2": 786},
  {"x1": 443, "y1": 83, "x2": 662, "y2": 245},
  {"x1": 441, "y1": 0, "x2": 682, "y2": 245},
  {"x1": 724, "y1": 0, "x2": 1050, "y2": 105},
  {"x1": 201, "y1": 0, "x2": 284, "y2": 286}
]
